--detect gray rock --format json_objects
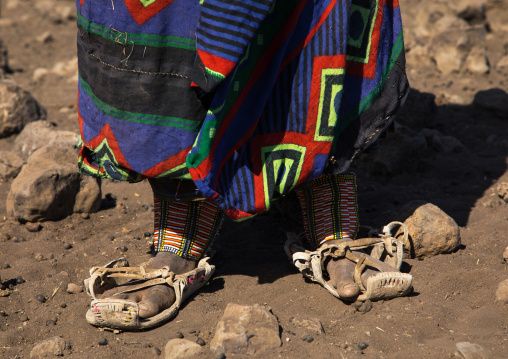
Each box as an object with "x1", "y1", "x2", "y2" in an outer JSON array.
[
  {"x1": 456, "y1": 342, "x2": 489, "y2": 359},
  {"x1": 495, "y1": 279, "x2": 508, "y2": 303},
  {"x1": 464, "y1": 45, "x2": 489, "y2": 74},
  {"x1": 66, "y1": 283, "x2": 83, "y2": 294},
  {"x1": 6, "y1": 143, "x2": 101, "y2": 222},
  {"x1": 393, "y1": 201, "x2": 461, "y2": 258},
  {"x1": 495, "y1": 183, "x2": 508, "y2": 203},
  {"x1": 210, "y1": 303, "x2": 281, "y2": 356},
  {"x1": 473, "y1": 88, "x2": 508, "y2": 118},
  {"x1": 14, "y1": 121, "x2": 79, "y2": 160},
  {"x1": 290, "y1": 316, "x2": 324, "y2": 334},
  {"x1": 30, "y1": 336, "x2": 66, "y2": 358},
  {"x1": 503, "y1": 246, "x2": 508, "y2": 263},
  {"x1": 428, "y1": 29, "x2": 469, "y2": 74},
  {"x1": 422, "y1": 129, "x2": 468, "y2": 153},
  {"x1": 0, "y1": 150, "x2": 24, "y2": 180},
  {"x1": 164, "y1": 339, "x2": 203, "y2": 359},
  {"x1": 0, "y1": 80, "x2": 46, "y2": 138}
]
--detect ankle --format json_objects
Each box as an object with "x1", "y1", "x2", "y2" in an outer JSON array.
[{"x1": 149, "y1": 251, "x2": 198, "y2": 274}]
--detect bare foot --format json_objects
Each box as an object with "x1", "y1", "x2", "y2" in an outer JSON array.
[
  {"x1": 102, "y1": 252, "x2": 197, "y2": 318},
  {"x1": 325, "y1": 238, "x2": 399, "y2": 301}
]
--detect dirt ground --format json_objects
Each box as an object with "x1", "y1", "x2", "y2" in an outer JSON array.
[{"x1": 1, "y1": 0, "x2": 508, "y2": 358}]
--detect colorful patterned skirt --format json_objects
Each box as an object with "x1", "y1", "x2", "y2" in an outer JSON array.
[{"x1": 76, "y1": 0, "x2": 409, "y2": 220}]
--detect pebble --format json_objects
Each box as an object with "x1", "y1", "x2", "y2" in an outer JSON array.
[
  {"x1": 60, "y1": 303, "x2": 67, "y2": 308},
  {"x1": 20, "y1": 313, "x2": 28, "y2": 322},
  {"x1": 98, "y1": 338, "x2": 108, "y2": 346},
  {"x1": 67, "y1": 283, "x2": 83, "y2": 294},
  {"x1": 36, "y1": 294, "x2": 46, "y2": 303},
  {"x1": 46, "y1": 319, "x2": 57, "y2": 326},
  {"x1": 119, "y1": 246, "x2": 128, "y2": 252},
  {"x1": 0, "y1": 311, "x2": 7, "y2": 316},
  {"x1": 151, "y1": 347, "x2": 161, "y2": 356},
  {"x1": 34, "y1": 253, "x2": 45, "y2": 261},
  {"x1": 0, "y1": 232, "x2": 10, "y2": 241},
  {"x1": 301, "y1": 334, "x2": 314, "y2": 343},
  {"x1": 216, "y1": 354, "x2": 226, "y2": 359},
  {"x1": 132, "y1": 236, "x2": 141, "y2": 240},
  {"x1": 108, "y1": 235, "x2": 115, "y2": 241},
  {"x1": 358, "y1": 342, "x2": 369, "y2": 350},
  {"x1": 26, "y1": 222, "x2": 42, "y2": 232},
  {"x1": 81, "y1": 212, "x2": 90, "y2": 219},
  {"x1": 196, "y1": 338, "x2": 206, "y2": 346},
  {"x1": 14, "y1": 237, "x2": 26, "y2": 243},
  {"x1": 142, "y1": 205, "x2": 149, "y2": 210},
  {"x1": 144, "y1": 231, "x2": 151, "y2": 238},
  {"x1": 3, "y1": 263, "x2": 11, "y2": 269},
  {"x1": 63, "y1": 243, "x2": 72, "y2": 249},
  {"x1": 175, "y1": 331, "x2": 184, "y2": 339},
  {"x1": 16, "y1": 276, "x2": 25, "y2": 284}
]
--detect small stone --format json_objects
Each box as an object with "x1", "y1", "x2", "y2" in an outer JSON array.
[
  {"x1": 495, "y1": 279, "x2": 508, "y2": 303},
  {"x1": 0, "y1": 310, "x2": 7, "y2": 316},
  {"x1": 216, "y1": 354, "x2": 226, "y2": 359},
  {"x1": 16, "y1": 276, "x2": 25, "y2": 284},
  {"x1": 358, "y1": 342, "x2": 369, "y2": 350},
  {"x1": 67, "y1": 283, "x2": 83, "y2": 294},
  {"x1": 36, "y1": 294, "x2": 46, "y2": 303},
  {"x1": 3, "y1": 263, "x2": 11, "y2": 269},
  {"x1": 26, "y1": 222, "x2": 42, "y2": 232},
  {"x1": 46, "y1": 319, "x2": 56, "y2": 326},
  {"x1": 290, "y1": 316, "x2": 324, "y2": 334},
  {"x1": 34, "y1": 253, "x2": 45, "y2": 262},
  {"x1": 60, "y1": 303, "x2": 67, "y2": 308},
  {"x1": 132, "y1": 236, "x2": 141, "y2": 240},
  {"x1": 503, "y1": 246, "x2": 508, "y2": 262},
  {"x1": 142, "y1": 205, "x2": 149, "y2": 210},
  {"x1": 107, "y1": 235, "x2": 115, "y2": 241},
  {"x1": 196, "y1": 338, "x2": 206, "y2": 346},
  {"x1": 14, "y1": 237, "x2": 26, "y2": 243},
  {"x1": 81, "y1": 212, "x2": 90, "y2": 219},
  {"x1": 301, "y1": 335, "x2": 309, "y2": 341},
  {"x1": 144, "y1": 231, "x2": 151, "y2": 237},
  {"x1": 151, "y1": 347, "x2": 161, "y2": 356},
  {"x1": 165, "y1": 339, "x2": 203, "y2": 359},
  {"x1": 119, "y1": 246, "x2": 128, "y2": 252},
  {"x1": 0, "y1": 232, "x2": 11, "y2": 241},
  {"x1": 456, "y1": 342, "x2": 489, "y2": 359},
  {"x1": 188, "y1": 329, "x2": 197, "y2": 334},
  {"x1": 98, "y1": 338, "x2": 108, "y2": 346},
  {"x1": 306, "y1": 336, "x2": 314, "y2": 343},
  {"x1": 63, "y1": 243, "x2": 72, "y2": 250},
  {"x1": 30, "y1": 337, "x2": 66, "y2": 358},
  {"x1": 175, "y1": 331, "x2": 184, "y2": 339},
  {"x1": 20, "y1": 313, "x2": 28, "y2": 322}
]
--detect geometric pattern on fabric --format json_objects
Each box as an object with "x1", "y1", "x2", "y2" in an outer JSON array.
[
  {"x1": 346, "y1": 0, "x2": 378, "y2": 64},
  {"x1": 261, "y1": 144, "x2": 306, "y2": 209},
  {"x1": 295, "y1": 173, "x2": 359, "y2": 249},
  {"x1": 311, "y1": 56, "x2": 346, "y2": 142},
  {"x1": 193, "y1": 0, "x2": 275, "y2": 92},
  {"x1": 153, "y1": 197, "x2": 224, "y2": 260},
  {"x1": 124, "y1": 0, "x2": 176, "y2": 25},
  {"x1": 76, "y1": 0, "x2": 408, "y2": 220}
]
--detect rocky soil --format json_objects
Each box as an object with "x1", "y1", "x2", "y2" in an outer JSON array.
[{"x1": 1, "y1": 0, "x2": 508, "y2": 358}]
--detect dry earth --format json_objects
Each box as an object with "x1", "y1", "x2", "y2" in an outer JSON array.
[{"x1": 1, "y1": 0, "x2": 508, "y2": 358}]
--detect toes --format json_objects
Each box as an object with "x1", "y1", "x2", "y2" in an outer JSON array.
[
  {"x1": 336, "y1": 282, "x2": 360, "y2": 300},
  {"x1": 138, "y1": 286, "x2": 176, "y2": 319}
]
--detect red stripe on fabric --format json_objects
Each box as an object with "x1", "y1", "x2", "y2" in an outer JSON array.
[
  {"x1": 190, "y1": 0, "x2": 312, "y2": 185},
  {"x1": 197, "y1": 49, "x2": 237, "y2": 78},
  {"x1": 142, "y1": 145, "x2": 193, "y2": 178},
  {"x1": 280, "y1": 0, "x2": 338, "y2": 71},
  {"x1": 346, "y1": 0, "x2": 385, "y2": 79}
]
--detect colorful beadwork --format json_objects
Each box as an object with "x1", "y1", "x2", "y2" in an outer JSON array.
[
  {"x1": 153, "y1": 197, "x2": 223, "y2": 259},
  {"x1": 296, "y1": 173, "x2": 359, "y2": 249}
]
